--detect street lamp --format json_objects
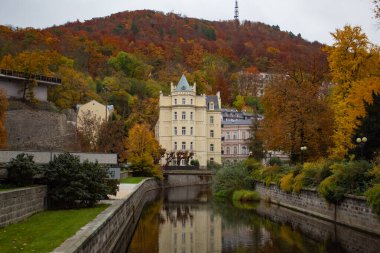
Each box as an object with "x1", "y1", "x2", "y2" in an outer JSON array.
[
  {"x1": 300, "y1": 146, "x2": 307, "y2": 164},
  {"x1": 356, "y1": 137, "x2": 367, "y2": 160}
]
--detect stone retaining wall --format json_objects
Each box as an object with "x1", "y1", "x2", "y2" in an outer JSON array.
[
  {"x1": 255, "y1": 201, "x2": 380, "y2": 253},
  {"x1": 52, "y1": 179, "x2": 160, "y2": 253},
  {"x1": 255, "y1": 182, "x2": 380, "y2": 235},
  {"x1": 165, "y1": 174, "x2": 213, "y2": 187},
  {"x1": 0, "y1": 186, "x2": 47, "y2": 228}
]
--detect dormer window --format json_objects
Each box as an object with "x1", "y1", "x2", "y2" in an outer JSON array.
[
  {"x1": 209, "y1": 102, "x2": 214, "y2": 110},
  {"x1": 182, "y1": 98, "x2": 186, "y2": 104}
]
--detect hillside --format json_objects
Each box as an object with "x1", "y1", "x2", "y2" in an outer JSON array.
[{"x1": 0, "y1": 10, "x2": 328, "y2": 126}]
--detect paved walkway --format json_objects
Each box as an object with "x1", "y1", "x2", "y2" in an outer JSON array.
[{"x1": 110, "y1": 183, "x2": 140, "y2": 199}]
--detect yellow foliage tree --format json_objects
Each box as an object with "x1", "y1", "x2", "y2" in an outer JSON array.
[
  {"x1": 124, "y1": 123, "x2": 163, "y2": 177},
  {"x1": 326, "y1": 26, "x2": 380, "y2": 159},
  {"x1": 0, "y1": 89, "x2": 8, "y2": 149}
]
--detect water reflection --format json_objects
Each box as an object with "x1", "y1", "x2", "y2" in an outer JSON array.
[{"x1": 126, "y1": 186, "x2": 380, "y2": 253}]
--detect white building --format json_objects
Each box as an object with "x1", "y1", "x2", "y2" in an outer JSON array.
[{"x1": 156, "y1": 75, "x2": 222, "y2": 168}]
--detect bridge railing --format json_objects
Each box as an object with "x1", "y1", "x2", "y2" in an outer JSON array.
[{"x1": 163, "y1": 165, "x2": 200, "y2": 171}]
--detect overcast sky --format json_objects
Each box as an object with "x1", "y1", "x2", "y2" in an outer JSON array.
[{"x1": 0, "y1": 0, "x2": 379, "y2": 45}]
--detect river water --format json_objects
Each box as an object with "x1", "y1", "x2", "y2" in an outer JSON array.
[{"x1": 124, "y1": 185, "x2": 380, "y2": 253}]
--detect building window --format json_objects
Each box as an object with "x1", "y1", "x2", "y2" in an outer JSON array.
[
  {"x1": 209, "y1": 102, "x2": 214, "y2": 110},
  {"x1": 234, "y1": 146, "x2": 237, "y2": 154},
  {"x1": 226, "y1": 132, "x2": 230, "y2": 140},
  {"x1": 174, "y1": 127, "x2": 178, "y2": 135},
  {"x1": 226, "y1": 147, "x2": 230, "y2": 154},
  {"x1": 210, "y1": 116, "x2": 214, "y2": 124},
  {"x1": 190, "y1": 112, "x2": 193, "y2": 120},
  {"x1": 182, "y1": 98, "x2": 186, "y2": 104},
  {"x1": 182, "y1": 111, "x2": 186, "y2": 120},
  {"x1": 242, "y1": 146, "x2": 247, "y2": 155},
  {"x1": 191, "y1": 99, "x2": 193, "y2": 104},
  {"x1": 210, "y1": 144, "x2": 214, "y2": 152},
  {"x1": 210, "y1": 157, "x2": 214, "y2": 162},
  {"x1": 174, "y1": 111, "x2": 177, "y2": 120},
  {"x1": 174, "y1": 142, "x2": 177, "y2": 150},
  {"x1": 233, "y1": 132, "x2": 238, "y2": 140},
  {"x1": 190, "y1": 142, "x2": 193, "y2": 150},
  {"x1": 182, "y1": 142, "x2": 186, "y2": 150},
  {"x1": 174, "y1": 99, "x2": 177, "y2": 105},
  {"x1": 210, "y1": 130, "x2": 214, "y2": 138},
  {"x1": 190, "y1": 127, "x2": 193, "y2": 135},
  {"x1": 182, "y1": 127, "x2": 186, "y2": 135},
  {"x1": 242, "y1": 131, "x2": 246, "y2": 139}
]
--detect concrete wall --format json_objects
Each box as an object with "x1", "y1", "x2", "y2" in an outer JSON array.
[
  {"x1": 165, "y1": 174, "x2": 213, "y2": 187},
  {"x1": 52, "y1": 179, "x2": 160, "y2": 253},
  {"x1": 255, "y1": 182, "x2": 380, "y2": 235},
  {"x1": 0, "y1": 80, "x2": 48, "y2": 101},
  {"x1": 255, "y1": 201, "x2": 380, "y2": 253},
  {"x1": 0, "y1": 151, "x2": 118, "y2": 164},
  {"x1": 0, "y1": 186, "x2": 47, "y2": 228}
]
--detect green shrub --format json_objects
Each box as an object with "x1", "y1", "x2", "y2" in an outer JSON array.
[
  {"x1": 6, "y1": 153, "x2": 39, "y2": 186},
  {"x1": 318, "y1": 160, "x2": 372, "y2": 204},
  {"x1": 318, "y1": 176, "x2": 346, "y2": 204},
  {"x1": 190, "y1": 159, "x2": 200, "y2": 167},
  {"x1": 365, "y1": 184, "x2": 380, "y2": 215},
  {"x1": 244, "y1": 158, "x2": 263, "y2": 172},
  {"x1": 43, "y1": 153, "x2": 119, "y2": 209},
  {"x1": 207, "y1": 160, "x2": 222, "y2": 170},
  {"x1": 232, "y1": 190, "x2": 260, "y2": 202},
  {"x1": 268, "y1": 157, "x2": 282, "y2": 166},
  {"x1": 213, "y1": 162, "x2": 252, "y2": 198}
]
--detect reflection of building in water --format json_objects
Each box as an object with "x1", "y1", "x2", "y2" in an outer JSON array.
[{"x1": 159, "y1": 204, "x2": 222, "y2": 253}]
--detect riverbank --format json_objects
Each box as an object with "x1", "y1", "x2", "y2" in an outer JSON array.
[
  {"x1": 255, "y1": 181, "x2": 380, "y2": 235},
  {"x1": 52, "y1": 179, "x2": 160, "y2": 253}
]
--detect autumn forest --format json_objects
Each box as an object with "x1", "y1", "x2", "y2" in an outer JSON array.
[{"x1": 0, "y1": 8, "x2": 379, "y2": 162}]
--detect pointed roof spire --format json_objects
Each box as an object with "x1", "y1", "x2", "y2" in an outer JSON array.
[{"x1": 175, "y1": 74, "x2": 192, "y2": 91}]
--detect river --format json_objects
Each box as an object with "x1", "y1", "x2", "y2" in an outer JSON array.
[{"x1": 121, "y1": 185, "x2": 380, "y2": 253}]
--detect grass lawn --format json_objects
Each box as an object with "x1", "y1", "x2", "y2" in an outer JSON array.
[
  {"x1": 119, "y1": 177, "x2": 148, "y2": 184},
  {"x1": 0, "y1": 204, "x2": 109, "y2": 253},
  {"x1": 0, "y1": 185, "x2": 22, "y2": 192}
]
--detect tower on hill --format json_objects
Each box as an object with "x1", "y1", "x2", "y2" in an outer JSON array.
[{"x1": 234, "y1": 0, "x2": 239, "y2": 21}]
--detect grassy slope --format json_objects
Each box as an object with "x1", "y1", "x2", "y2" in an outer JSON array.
[
  {"x1": 120, "y1": 177, "x2": 148, "y2": 184},
  {"x1": 0, "y1": 204, "x2": 109, "y2": 253}
]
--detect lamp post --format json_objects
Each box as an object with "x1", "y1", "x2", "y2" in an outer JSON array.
[
  {"x1": 356, "y1": 137, "x2": 367, "y2": 160},
  {"x1": 300, "y1": 146, "x2": 307, "y2": 164}
]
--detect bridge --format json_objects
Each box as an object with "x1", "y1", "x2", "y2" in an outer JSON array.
[{"x1": 162, "y1": 169, "x2": 215, "y2": 187}]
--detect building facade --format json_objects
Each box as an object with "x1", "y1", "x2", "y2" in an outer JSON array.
[
  {"x1": 156, "y1": 75, "x2": 222, "y2": 168},
  {"x1": 0, "y1": 69, "x2": 61, "y2": 101},
  {"x1": 76, "y1": 100, "x2": 114, "y2": 128},
  {"x1": 221, "y1": 109, "x2": 255, "y2": 163}
]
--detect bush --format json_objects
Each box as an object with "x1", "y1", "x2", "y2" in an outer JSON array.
[
  {"x1": 268, "y1": 157, "x2": 282, "y2": 166},
  {"x1": 207, "y1": 160, "x2": 222, "y2": 170},
  {"x1": 6, "y1": 153, "x2": 39, "y2": 186},
  {"x1": 129, "y1": 156, "x2": 163, "y2": 179},
  {"x1": 318, "y1": 176, "x2": 346, "y2": 204},
  {"x1": 43, "y1": 153, "x2": 119, "y2": 209},
  {"x1": 280, "y1": 173, "x2": 294, "y2": 193},
  {"x1": 232, "y1": 190, "x2": 260, "y2": 202},
  {"x1": 365, "y1": 184, "x2": 380, "y2": 215},
  {"x1": 244, "y1": 158, "x2": 263, "y2": 172},
  {"x1": 213, "y1": 162, "x2": 252, "y2": 198},
  {"x1": 318, "y1": 160, "x2": 372, "y2": 204},
  {"x1": 190, "y1": 159, "x2": 200, "y2": 167}
]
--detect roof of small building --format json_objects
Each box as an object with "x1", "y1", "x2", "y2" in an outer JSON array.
[
  {"x1": 222, "y1": 119, "x2": 253, "y2": 125},
  {"x1": 175, "y1": 74, "x2": 192, "y2": 92},
  {"x1": 206, "y1": 95, "x2": 220, "y2": 110}
]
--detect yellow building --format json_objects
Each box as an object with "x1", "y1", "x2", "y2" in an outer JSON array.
[
  {"x1": 76, "y1": 100, "x2": 113, "y2": 129},
  {"x1": 156, "y1": 75, "x2": 222, "y2": 168}
]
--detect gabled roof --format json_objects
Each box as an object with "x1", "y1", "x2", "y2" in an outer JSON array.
[{"x1": 175, "y1": 74, "x2": 192, "y2": 92}]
